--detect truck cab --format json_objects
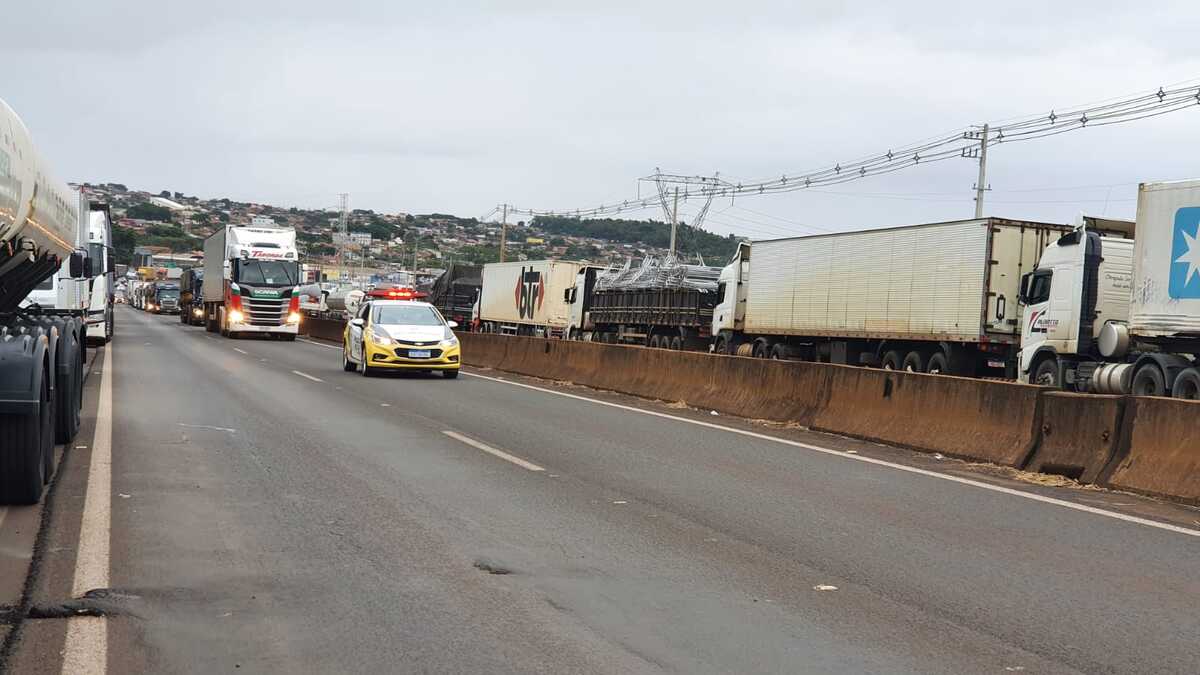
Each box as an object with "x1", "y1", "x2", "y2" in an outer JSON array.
[
  {"x1": 711, "y1": 242, "x2": 749, "y2": 353},
  {"x1": 1017, "y1": 229, "x2": 1134, "y2": 387}
]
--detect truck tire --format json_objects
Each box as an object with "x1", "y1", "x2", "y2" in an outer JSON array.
[
  {"x1": 1171, "y1": 368, "x2": 1200, "y2": 400},
  {"x1": 1033, "y1": 356, "x2": 1060, "y2": 388},
  {"x1": 1131, "y1": 364, "x2": 1167, "y2": 397},
  {"x1": 769, "y1": 343, "x2": 789, "y2": 360},
  {"x1": 0, "y1": 372, "x2": 50, "y2": 505},
  {"x1": 902, "y1": 351, "x2": 926, "y2": 373},
  {"x1": 53, "y1": 321, "x2": 82, "y2": 445},
  {"x1": 752, "y1": 340, "x2": 770, "y2": 358},
  {"x1": 926, "y1": 352, "x2": 949, "y2": 375},
  {"x1": 648, "y1": 335, "x2": 661, "y2": 348},
  {"x1": 669, "y1": 336, "x2": 683, "y2": 351},
  {"x1": 880, "y1": 350, "x2": 902, "y2": 370},
  {"x1": 104, "y1": 310, "x2": 114, "y2": 343}
]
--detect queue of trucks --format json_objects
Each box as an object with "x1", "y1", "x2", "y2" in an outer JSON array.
[
  {"x1": 475, "y1": 180, "x2": 1200, "y2": 398},
  {"x1": 1, "y1": 98, "x2": 114, "y2": 503}
]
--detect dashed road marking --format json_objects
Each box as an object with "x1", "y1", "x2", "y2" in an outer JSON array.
[
  {"x1": 292, "y1": 370, "x2": 324, "y2": 383},
  {"x1": 442, "y1": 430, "x2": 545, "y2": 472},
  {"x1": 461, "y1": 371, "x2": 1200, "y2": 539},
  {"x1": 233, "y1": 348, "x2": 248, "y2": 355}
]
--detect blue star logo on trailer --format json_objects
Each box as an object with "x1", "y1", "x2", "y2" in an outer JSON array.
[{"x1": 1169, "y1": 207, "x2": 1200, "y2": 299}]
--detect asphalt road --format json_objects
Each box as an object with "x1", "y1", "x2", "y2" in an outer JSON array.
[{"x1": 4, "y1": 304, "x2": 1200, "y2": 674}]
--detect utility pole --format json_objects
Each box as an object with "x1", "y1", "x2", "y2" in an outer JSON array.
[
  {"x1": 337, "y1": 193, "x2": 350, "y2": 282},
  {"x1": 973, "y1": 124, "x2": 989, "y2": 219},
  {"x1": 499, "y1": 203, "x2": 509, "y2": 263},
  {"x1": 669, "y1": 187, "x2": 680, "y2": 256}
]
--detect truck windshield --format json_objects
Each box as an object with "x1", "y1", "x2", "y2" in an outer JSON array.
[
  {"x1": 158, "y1": 289, "x2": 180, "y2": 299},
  {"x1": 236, "y1": 260, "x2": 298, "y2": 286},
  {"x1": 374, "y1": 305, "x2": 444, "y2": 326}
]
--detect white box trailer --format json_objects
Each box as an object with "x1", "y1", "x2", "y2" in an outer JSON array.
[
  {"x1": 479, "y1": 260, "x2": 596, "y2": 337},
  {"x1": 714, "y1": 218, "x2": 1089, "y2": 375}
]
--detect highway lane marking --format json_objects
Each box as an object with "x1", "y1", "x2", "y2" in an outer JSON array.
[
  {"x1": 442, "y1": 430, "x2": 545, "y2": 472},
  {"x1": 233, "y1": 347, "x2": 248, "y2": 355},
  {"x1": 299, "y1": 338, "x2": 339, "y2": 350},
  {"x1": 291, "y1": 370, "x2": 324, "y2": 383},
  {"x1": 0, "y1": 507, "x2": 6, "y2": 531},
  {"x1": 461, "y1": 371, "x2": 1200, "y2": 539},
  {"x1": 62, "y1": 346, "x2": 113, "y2": 674},
  {"x1": 178, "y1": 423, "x2": 237, "y2": 434}
]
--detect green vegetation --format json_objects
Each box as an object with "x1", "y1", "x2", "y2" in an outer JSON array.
[
  {"x1": 126, "y1": 202, "x2": 173, "y2": 222},
  {"x1": 531, "y1": 216, "x2": 741, "y2": 262}
]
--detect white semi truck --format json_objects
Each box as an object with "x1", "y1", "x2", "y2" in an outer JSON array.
[
  {"x1": 202, "y1": 223, "x2": 302, "y2": 339},
  {"x1": 1018, "y1": 179, "x2": 1200, "y2": 398},
  {"x1": 84, "y1": 204, "x2": 115, "y2": 344},
  {"x1": 710, "y1": 217, "x2": 1132, "y2": 377},
  {"x1": 0, "y1": 98, "x2": 91, "y2": 504}
]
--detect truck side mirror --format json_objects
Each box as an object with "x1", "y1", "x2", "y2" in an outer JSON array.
[
  {"x1": 84, "y1": 257, "x2": 95, "y2": 278},
  {"x1": 69, "y1": 251, "x2": 86, "y2": 278},
  {"x1": 1018, "y1": 272, "x2": 1031, "y2": 304},
  {"x1": 106, "y1": 250, "x2": 115, "y2": 273},
  {"x1": 563, "y1": 288, "x2": 572, "y2": 302}
]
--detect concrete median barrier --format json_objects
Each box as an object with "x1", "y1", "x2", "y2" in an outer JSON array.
[
  {"x1": 808, "y1": 367, "x2": 1043, "y2": 467},
  {"x1": 1104, "y1": 397, "x2": 1200, "y2": 504},
  {"x1": 304, "y1": 317, "x2": 346, "y2": 342},
  {"x1": 1023, "y1": 393, "x2": 1126, "y2": 483},
  {"x1": 459, "y1": 334, "x2": 1040, "y2": 465}
]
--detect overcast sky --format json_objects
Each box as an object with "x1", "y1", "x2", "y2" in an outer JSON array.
[{"x1": 5, "y1": 1, "x2": 1200, "y2": 239}]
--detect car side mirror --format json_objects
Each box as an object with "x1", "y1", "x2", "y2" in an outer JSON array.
[
  {"x1": 446, "y1": 320, "x2": 458, "y2": 329},
  {"x1": 350, "y1": 318, "x2": 365, "y2": 328},
  {"x1": 69, "y1": 251, "x2": 86, "y2": 278}
]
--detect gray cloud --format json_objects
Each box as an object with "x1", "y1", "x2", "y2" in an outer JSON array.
[{"x1": 4, "y1": 1, "x2": 1199, "y2": 234}]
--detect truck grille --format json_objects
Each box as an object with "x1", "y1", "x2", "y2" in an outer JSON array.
[{"x1": 245, "y1": 297, "x2": 286, "y2": 326}]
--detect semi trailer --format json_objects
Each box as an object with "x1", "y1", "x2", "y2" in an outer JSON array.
[
  {"x1": 1018, "y1": 179, "x2": 1200, "y2": 398},
  {"x1": 0, "y1": 98, "x2": 91, "y2": 504},
  {"x1": 711, "y1": 217, "x2": 1133, "y2": 377},
  {"x1": 202, "y1": 223, "x2": 301, "y2": 339},
  {"x1": 478, "y1": 260, "x2": 602, "y2": 337}
]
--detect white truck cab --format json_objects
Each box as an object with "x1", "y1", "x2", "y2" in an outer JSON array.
[
  {"x1": 710, "y1": 242, "x2": 749, "y2": 353},
  {"x1": 1017, "y1": 228, "x2": 1134, "y2": 387}
]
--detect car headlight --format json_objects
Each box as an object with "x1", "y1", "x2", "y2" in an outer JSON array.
[
  {"x1": 370, "y1": 331, "x2": 394, "y2": 346},
  {"x1": 440, "y1": 335, "x2": 459, "y2": 348}
]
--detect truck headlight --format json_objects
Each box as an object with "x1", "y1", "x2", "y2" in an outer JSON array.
[
  {"x1": 193, "y1": 307, "x2": 204, "y2": 317},
  {"x1": 287, "y1": 312, "x2": 301, "y2": 324},
  {"x1": 229, "y1": 309, "x2": 245, "y2": 323}
]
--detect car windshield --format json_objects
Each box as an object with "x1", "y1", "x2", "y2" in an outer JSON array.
[
  {"x1": 236, "y1": 260, "x2": 298, "y2": 286},
  {"x1": 373, "y1": 305, "x2": 444, "y2": 326}
]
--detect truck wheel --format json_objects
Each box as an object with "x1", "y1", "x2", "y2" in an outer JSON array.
[
  {"x1": 1171, "y1": 368, "x2": 1200, "y2": 399},
  {"x1": 752, "y1": 340, "x2": 770, "y2": 358},
  {"x1": 0, "y1": 371, "x2": 49, "y2": 505},
  {"x1": 105, "y1": 311, "x2": 114, "y2": 342},
  {"x1": 1131, "y1": 364, "x2": 1167, "y2": 397},
  {"x1": 1033, "y1": 357, "x2": 1060, "y2": 388},
  {"x1": 648, "y1": 335, "x2": 661, "y2": 348},
  {"x1": 880, "y1": 350, "x2": 902, "y2": 370},
  {"x1": 713, "y1": 336, "x2": 726, "y2": 354},
  {"x1": 902, "y1": 351, "x2": 926, "y2": 373},
  {"x1": 54, "y1": 320, "x2": 82, "y2": 445},
  {"x1": 769, "y1": 343, "x2": 789, "y2": 360},
  {"x1": 926, "y1": 352, "x2": 949, "y2": 375},
  {"x1": 669, "y1": 336, "x2": 683, "y2": 351}
]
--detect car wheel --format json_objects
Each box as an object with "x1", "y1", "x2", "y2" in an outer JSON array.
[
  {"x1": 443, "y1": 370, "x2": 459, "y2": 379},
  {"x1": 343, "y1": 346, "x2": 356, "y2": 372},
  {"x1": 360, "y1": 343, "x2": 373, "y2": 376}
]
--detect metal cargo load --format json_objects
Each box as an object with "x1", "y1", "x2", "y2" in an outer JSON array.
[{"x1": 743, "y1": 218, "x2": 1070, "y2": 343}]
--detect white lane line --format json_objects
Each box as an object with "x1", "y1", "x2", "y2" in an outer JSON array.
[
  {"x1": 442, "y1": 430, "x2": 545, "y2": 472},
  {"x1": 0, "y1": 507, "x2": 6, "y2": 530},
  {"x1": 233, "y1": 347, "x2": 248, "y2": 355},
  {"x1": 462, "y1": 371, "x2": 1200, "y2": 539},
  {"x1": 299, "y1": 338, "x2": 339, "y2": 350},
  {"x1": 178, "y1": 423, "x2": 237, "y2": 434},
  {"x1": 62, "y1": 346, "x2": 113, "y2": 674},
  {"x1": 292, "y1": 370, "x2": 324, "y2": 383}
]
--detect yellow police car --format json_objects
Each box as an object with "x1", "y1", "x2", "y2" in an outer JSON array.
[{"x1": 342, "y1": 300, "x2": 461, "y2": 378}]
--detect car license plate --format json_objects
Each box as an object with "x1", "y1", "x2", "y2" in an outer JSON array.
[{"x1": 408, "y1": 349, "x2": 432, "y2": 358}]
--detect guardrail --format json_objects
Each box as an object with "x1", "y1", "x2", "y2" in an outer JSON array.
[{"x1": 456, "y1": 332, "x2": 1200, "y2": 505}]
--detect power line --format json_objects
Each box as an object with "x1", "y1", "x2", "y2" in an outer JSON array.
[{"x1": 497, "y1": 80, "x2": 1200, "y2": 219}]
